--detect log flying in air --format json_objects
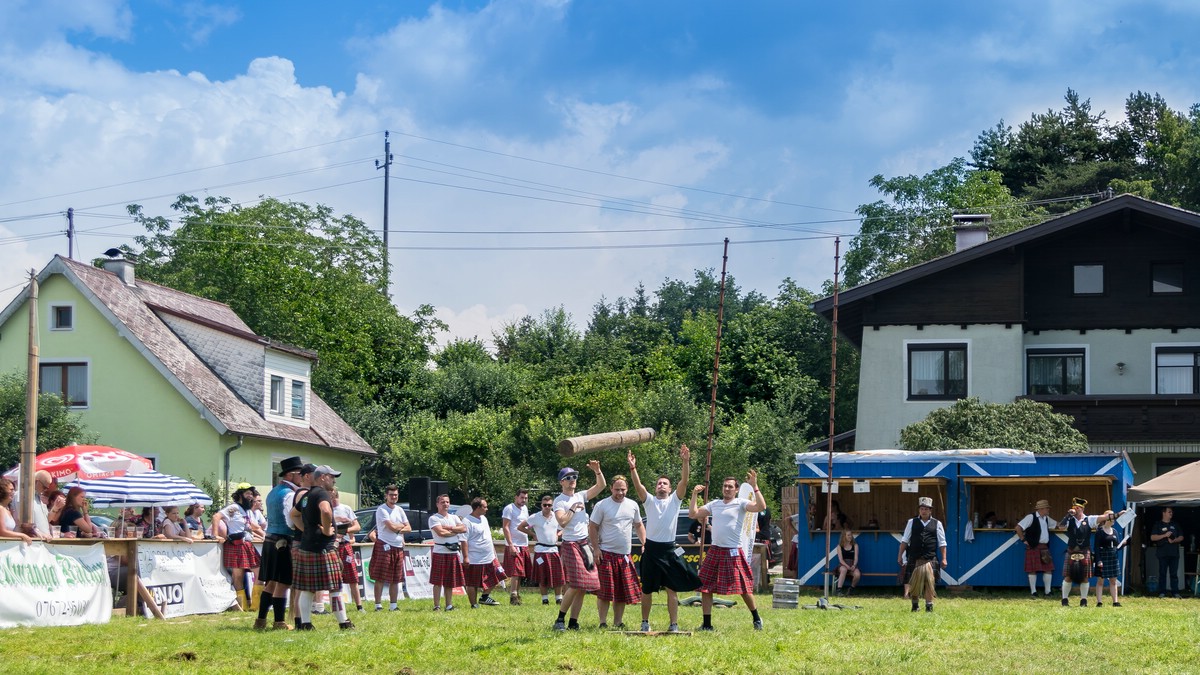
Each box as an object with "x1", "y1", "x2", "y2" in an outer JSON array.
[{"x1": 557, "y1": 428, "x2": 657, "y2": 457}]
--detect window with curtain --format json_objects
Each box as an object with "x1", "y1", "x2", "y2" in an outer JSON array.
[
  {"x1": 908, "y1": 344, "x2": 967, "y2": 400},
  {"x1": 1156, "y1": 348, "x2": 1199, "y2": 394},
  {"x1": 39, "y1": 362, "x2": 88, "y2": 407},
  {"x1": 1027, "y1": 350, "x2": 1085, "y2": 395}
]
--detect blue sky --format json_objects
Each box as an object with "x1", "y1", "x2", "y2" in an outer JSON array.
[{"x1": 3, "y1": 0, "x2": 1200, "y2": 346}]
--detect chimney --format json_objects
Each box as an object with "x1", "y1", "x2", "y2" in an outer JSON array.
[
  {"x1": 101, "y1": 252, "x2": 136, "y2": 287},
  {"x1": 952, "y1": 214, "x2": 991, "y2": 252}
]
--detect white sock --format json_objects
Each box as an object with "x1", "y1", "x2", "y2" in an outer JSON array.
[
  {"x1": 298, "y1": 591, "x2": 314, "y2": 623},
  {"x1": 542, "y1": 594, "x2": 549, "y2": 601},
  {"x1": 1028, "y1": 575, "x2": 1037, "y2": 593},
  {"x1": 1042, "y1": 573, "x2": 1052, "y2": 593},
  {"x1": 332, "y1": 592, "x2": 348, "y2": 623},
  {"x1": 1061, "y1": 581, "x2": 1072, "y2": 599}
]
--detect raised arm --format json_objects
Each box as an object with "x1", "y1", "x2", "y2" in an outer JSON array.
[
  {"x1": 675, "y1": 444, "x2": 691, "y2": 501},
  {"x1": 584, "y1": 460, "x2": 607, "y2": 502},
  {"x1": 689, "y1": 484, "x2": 710, "y2": 521},
  {"x1": 628, "y1": 451, "x2": 648, "y2": 502},
  {"x1": 745, "y1": 469, "x2": 766, "y2": 513}
]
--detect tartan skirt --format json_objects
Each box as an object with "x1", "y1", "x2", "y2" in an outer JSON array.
[
  {"x1": 596, "y1": 550, "x2": 642, "y2": 604},
  {"x1": 222, "y1": 538, "x2": 261, "y2": 570},
  {"x1": 560, "y1": 541, "x2": 601, "y2": 592},
  {"x1": 430, "y1": 551, "x2": 466, "y2": 588},
  {"x1": 370, "y1": 540, "x2": 405, "y2": 583},
  {"x1": 1062, "y1": 549, "x2": 1092, "y2": 582},
  {"x1": 698, "y1": 546, "x2": 754, "y2": 595},
  {"x1": 504, "y1": 545, "x2": 532, "y2": 579},
  {"x1": 640, "y1": 540, "x2": 700, "y2": 594},
  {"x1": 1094, "y1": 547, "x2": 1120, "y2": 579},
  {"x1": 1024, "y1": 544, "x2": 1055, "y2": 573},
  {"x1": 339, "y1": 540, "x2": 360, "y2": 584},
  {"x1": 465, "y1": 559, "x2": 508, "y2": 590},
  {"x1": 259, "y1": 535, "x2": 293, "y2": 585},
  {"x1": 292, "y1": 548, "x2": 343, "y2": 592},
  {"x1": 532, "y1": 550, "x2": 565, "y2": 588}
]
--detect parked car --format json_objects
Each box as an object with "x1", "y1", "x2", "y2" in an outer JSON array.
[{"x1": 353, "y1": 503, "x2": 462, "y2": 543}]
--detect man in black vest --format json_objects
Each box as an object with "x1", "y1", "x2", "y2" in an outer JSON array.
[
  {"x1": 897, "y1": 496, "x2": 947, "y2": 612},
  {"x1": 1014, "y1": 498, "x2": 1055, "y2": 597},
  {"x1": 1059, "y1": 497, "x2": 1125, "y2": 607}
]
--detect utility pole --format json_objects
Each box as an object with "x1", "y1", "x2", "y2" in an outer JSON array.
[
  {"x1": 67, "y1": 207, "x2": 75, "y2": 259},
  {"x1": 375, "y1": 131, "x2": 394, "y2": 296},
  {"x1": 19, "y1": 269, "x2": 39, "y2": 525}
]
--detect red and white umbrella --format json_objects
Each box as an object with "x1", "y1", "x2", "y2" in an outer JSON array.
[{"x1": 5, "y1": 444, "x2": 154, "y2": 482}]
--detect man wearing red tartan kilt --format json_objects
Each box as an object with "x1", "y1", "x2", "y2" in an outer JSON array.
[
  {"x1": 689, "y1": 470, "x2": 767, "y2": 631},
  {"x1": 331, "y1": 488, "x2": 363, "y2": 612},
  {"x1": 213, "y1": 484, "x2": 261, "y2": 611},
  {"x1": 1015, "y1": 499, "x2": 1055, "y2": 597},
  {"x1": 291, "y1": 466, "x2": 354, "y2": 630},
  {"x1": 463, "y1": 497, "x2": 508, "y2": 608},
  {"x1": 428, "y1": 493, "x2": 468, "y2": 611},
  {"x1": 552, "y1": 460, "x2": 606, "y2": 631},
  {"x1": 589, "y1": 475, "x2": 644, "y2": 629},
  {"x1": 519, "y1": 495, "x2": 564, "y2": 604},
  {"x1": 371, "y1": 486, "x2": 410, "y2": 611},
  {"x1": 501, "y1": 489, "x2": 533, "y2": 605}
]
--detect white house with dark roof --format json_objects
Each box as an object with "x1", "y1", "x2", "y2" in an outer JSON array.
[{"x1": 0, "y1": 255, "x2": 374, "y2": 506}]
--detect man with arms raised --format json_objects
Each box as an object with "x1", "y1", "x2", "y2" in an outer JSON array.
[
  {"x1": 689, "y1": 471, "x2": 766, "y2": 631},
  {"x1": 589, "y1": 472, "x2": 645, "y2": 629},
  {"x1": 428, "y1": 493, "x2": 468, "y2": 611},
  {"x1": 552, "y1": 460, "x2": 606, "y2": 631},
  {"x1": 501, "y1": 488, "x2": 533, "y2": 605},
  {"x1": 372, "y1": 485, "x2": 410, "y2": 611},
  {"x1": 629, "y1": 445, "x2": 700, "y2": 632}
]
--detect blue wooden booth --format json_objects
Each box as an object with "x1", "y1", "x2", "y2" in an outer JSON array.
[{"x1": 791, "y1": 450, "x2": 1133, "y2": 589}]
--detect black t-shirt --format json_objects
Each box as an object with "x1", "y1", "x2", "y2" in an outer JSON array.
[
  {"x1": 299, "y1": 486, "x2": 335, "y2": 553},
  {"x1": 60, "y1": 508, "x2": 86, "y2": 532},
  {"x1": 1152, "y1": 521, "x2": 1182, "y2": 553},
  {"x1": 689, "y1": 519, "x2": 712, "y2": 545}
]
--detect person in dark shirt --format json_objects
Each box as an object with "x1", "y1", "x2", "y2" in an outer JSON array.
[
  {"x1": 1149, "y1": 507, "x2": 1184, "y2": 598},
  {"x1": 291, "y1": 465, "x2": 354, "y2": 630},
  {"x1": 688, "y1": 518, "x2": 712, "y2": 545}
]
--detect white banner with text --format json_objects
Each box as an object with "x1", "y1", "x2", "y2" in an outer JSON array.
[
  {"x1": 0, "y1": 542, "x2": 111, "y2": 628},
  {"x1": 137, "y1": 541, "x2": 237, "y2": 618}
]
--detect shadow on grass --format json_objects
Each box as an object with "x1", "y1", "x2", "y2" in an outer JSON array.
[{"x1": 469, "y1": 635, "x2": 538, "y2": 653}]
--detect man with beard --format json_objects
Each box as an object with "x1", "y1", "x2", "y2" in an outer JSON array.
[
  {"x1": 589, "y1": 473, "x2": 645, "y2": 629},
  {"x1": 290, "y1": 465, "x2": 353, "y2": 630},
  {"x1": 1014, "y1": 499, "x2": 1055, "y2": 598},
  {"x1": 213, "y1": 483, "x2": 261, "y2": 610},
  {"x1": 372, "y1": 485, "x2": 410, "y2": 611},
  {"x1": 629, "y1": 445, "x2": 700, "y2": 632},
  {"x1": 552, "y1": 460, "x2": 606, "y2": 631},
  {"x1": 501, "y1": 489, "x2": 532, "y2": 605},
  {"x1": 253, "y1": 456, "x2": 302, "y2": 631},
  {"x1": 463, "y1": 497, "x2": 507, "y2": 608},
  {"x1": 689, "y1": 471, "x2": 766, "y2": 631},
  {"x1": 428, "y1": 493, "x2": 468, "y2": 611},
  {"x1": 898, "y1": 496, "x2": 948, "y2": 613}
]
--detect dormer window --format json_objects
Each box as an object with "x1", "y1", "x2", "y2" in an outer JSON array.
[{"x1": 265, "y1": 363, "x2": 309, "y2": 426}]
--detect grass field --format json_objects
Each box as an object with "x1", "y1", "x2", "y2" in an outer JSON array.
[{"x1": 0, "y1": 588, "x2": 1196, "y2": 674}]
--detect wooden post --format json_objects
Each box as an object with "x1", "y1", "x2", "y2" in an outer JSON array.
[{"x1": 19, "y1": 270, "x2": 39, "y2": 525}]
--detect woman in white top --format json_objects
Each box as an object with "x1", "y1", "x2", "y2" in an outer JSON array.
[{"x1": 0, "y1": 479, "x2": 33, "y2": 545}]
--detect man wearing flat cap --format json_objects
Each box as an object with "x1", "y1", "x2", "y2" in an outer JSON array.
[
  {"x1": 897, "y1": 496, "x2": 947, "y2": 612},
  {"x1": 1059, "y1": 497, "x2": 1125, "y2": 607},
  {"x1": 1014, "y1": 499, "x2": 1056, "y2": 598}
]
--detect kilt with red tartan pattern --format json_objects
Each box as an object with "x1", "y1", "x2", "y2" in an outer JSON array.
[
  {"x1": 698, "y1": 546, "x2": 754, "y2": 595},
  {"x1": 504, "y1": 545, "x2": 532, "y2": 579},
  {"x1": 560, "y1": 540, "x2": 601, "y2": 591},
  {"x1": 596, "y1": 550, "x2": 642, "y2": 604},
  {"x1": 292, "y1": 548, "x2": 343, "y2": 592},
  {"x1": 222, "y1": 538, "x2": 261, "y2": 570},
  {"x1": 430, "y1": 550, "x2": 466, "y2": 588},
  {"x1": 465, "y1": 559, "x2": 508, "y2": 590},
  {"x1": 370, "y1": 540, "x2": 405, "y2": 583},
  {"x1": 338, "y1": 539, "x2": 360, "y2": 584},
  {"x1": 1062, "y1": 548, "x2": 1092, "y2": 582},
  {"x1": 532, "y1": 550, "x2": 565, "y2": 588},
  {"x1": 1024, "y1": 543, "x2": 1055, "y2": 573}
]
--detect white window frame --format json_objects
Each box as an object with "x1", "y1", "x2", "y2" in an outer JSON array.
[
  {"x1": 265, "y1": 369, "x2": 310, "y2": 427},
  {"x1": 49, "y1": 303, "x2": 75, "y2": 331},
  {"x1": 290, "y1": 379, "x2": 306, "y2": 420},
  {"x1": 269, "y1": 375, "x2": 285, "y2": 415}
]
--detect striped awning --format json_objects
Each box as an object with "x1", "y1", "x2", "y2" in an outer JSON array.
[{"x1": 65, "y1": 471, "x2": 213, "y2": 507}]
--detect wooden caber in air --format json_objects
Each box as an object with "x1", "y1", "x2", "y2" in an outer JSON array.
[{"x1": 557, "y1": 428, "x2": 657, "y2": 457}]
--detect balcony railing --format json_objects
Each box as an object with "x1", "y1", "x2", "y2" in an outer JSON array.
[{"x1": 1022, "y1": 394, "x2": 1200, "y2": 441}]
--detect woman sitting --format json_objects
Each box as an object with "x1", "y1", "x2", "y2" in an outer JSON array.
[
  {"x1": 157, "y1": 506, "x2": 194, "y2": 543},
  {"x1": 59, "y1": 487, "x2": 101, "y2": 537},
  {"x1": 184, "y1": 503, "x2": 208, "y2": 539},
  {"x1": 0, "y1": 479, "x2": 34, "y2": 545},
  {"x1": 45, "y1": 489, "x2": 66, "y2": 528},
  {"x1": 835, "y1": 528, "x2": 861, "y2": 595}
]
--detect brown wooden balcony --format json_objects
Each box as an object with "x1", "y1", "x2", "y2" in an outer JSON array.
[{"x1": 1022, "y1": 394, "x2": 1200, "y2": 441}]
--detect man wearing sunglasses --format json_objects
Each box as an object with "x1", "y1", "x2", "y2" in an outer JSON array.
[
  {"x1": 552, "y1": 460, "x2": 605, "y2": 631},
  {"x1": 519, "y1": 494, "x2": 564, "y2": 605}
]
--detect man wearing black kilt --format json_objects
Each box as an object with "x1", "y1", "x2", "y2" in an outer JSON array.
[
  {"x1": 253, "y1": 456, "x2": 302, "y2": 631},
  {"x1": 628, "y1": 445, "x2": 700, "y2": 633},
  {"x1": 290, "y1": 465, "x2": 353, "y2": 630}
]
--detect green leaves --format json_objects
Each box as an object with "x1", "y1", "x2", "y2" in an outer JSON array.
[
  {"x1": 899, "y1": 397, "x2": 1090, "y2": 454},
  {"x1": 0, "y1": 370, "x2": 98, "y2": 471}
]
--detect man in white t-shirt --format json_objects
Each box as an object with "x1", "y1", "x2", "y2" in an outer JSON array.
[
  {"x1": 552, "y1": 459, "x2": 606, "y2": 631},
  {"x1": 518, "y1": 494, "x2": 564, "y2": 605},
  {"x1": 589, "y1": 474, "x2": 645, "y2": 629},
  {"x1": 689, "y1": 471, "x2": 766, "y2": 631},
  {"x1": 629, "y1": 445, "x2": 700, "y2": 632},
  {"x1": 371, "y1": 485, "x2": 410, "y2": 611},
  {"x1": 463, "y1": 497, "x2": 507, "y2": 608},
  {"x1": 501, "y1": 489, "x2": 532, "y2": 605},
  {"x1": 428, "y1": 493, "x2": 467, "y2": 611}
]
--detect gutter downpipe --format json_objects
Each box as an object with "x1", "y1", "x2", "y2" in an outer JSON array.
[{"x1": 223, "y1": 434, "x2": 244, "y2": 496}]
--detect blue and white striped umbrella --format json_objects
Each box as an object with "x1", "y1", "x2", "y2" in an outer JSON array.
[{"x1": 65, "y1": 470, "x2": 213, "y2": 507}]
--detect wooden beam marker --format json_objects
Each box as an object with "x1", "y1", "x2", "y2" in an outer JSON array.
[{"x1": 557, "y1": 428, "x2": 657, "y2": 458}]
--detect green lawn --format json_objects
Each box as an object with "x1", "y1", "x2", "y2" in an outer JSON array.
[{"x1": 0, "y1": 589, "x2": 1196, "y2": 674}]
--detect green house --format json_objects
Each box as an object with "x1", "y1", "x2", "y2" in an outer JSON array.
[{"x1": 0, "y1": 255, "x2": 375, "y2": 507}]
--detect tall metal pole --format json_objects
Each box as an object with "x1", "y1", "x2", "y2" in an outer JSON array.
[
  {"x1": 375, "y1": 130, "x2": 394, "y2": 295},
  {"x1": 823, "y1": 237, "x2": 841, "y2": 599},
  {"x1": 700, "y1": 238, "x2": 731, "y2": 550},
  {"x1": 19, "y1": 270, "x2": 39, "y2": 525}
]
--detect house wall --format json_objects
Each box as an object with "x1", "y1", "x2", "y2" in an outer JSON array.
[
  {"x1": 227, "y1": 436, "x2": 362, "y2": 508},
  {"x1": 855, "y1": 323, "x2": 1023, "y2": 450},
  {"x1": 1024, "y1": 328, "x2": 1200, "y2": 394}
]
